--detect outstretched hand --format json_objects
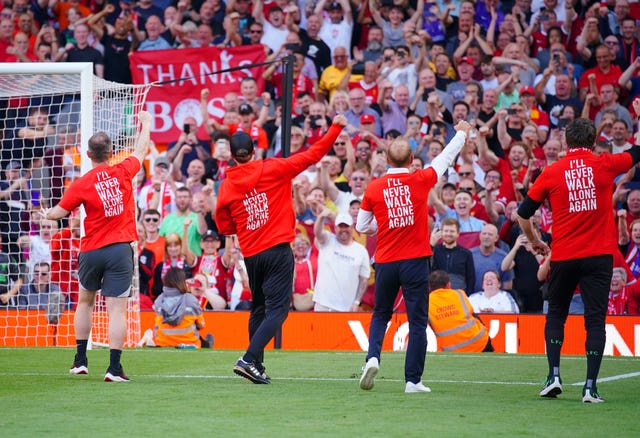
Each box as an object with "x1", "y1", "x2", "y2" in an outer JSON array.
[
  {"x1": 332, "y1": 114, "x2": 348, "y2": 127},
  {"x1": 454, "y1": 120, "x2": 472, "y2": 136},
  {"x1": 530, "y1": 239, "x2": 550, "y2": 256},
  {"x1": 138, "y1": 110, "x2": 152, "y2": 124}
]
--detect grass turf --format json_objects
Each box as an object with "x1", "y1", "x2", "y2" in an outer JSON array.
[{"x1": 0, "y1": 348, "x2": 638, "y2": 437}]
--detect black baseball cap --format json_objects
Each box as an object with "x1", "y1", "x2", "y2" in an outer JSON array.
[
  {"x1": 230, "y1": 131, "x2": 254, "y2": 158},
  {"x1": 201, "y1": 230, "x2": 220, "y2": 241},
  {"x1": 238, "y1": 102, "x2": 254, "y2": 115}
]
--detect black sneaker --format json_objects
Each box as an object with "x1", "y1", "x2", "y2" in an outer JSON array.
[
  {"x1": 233, "y1": 358, "x2": 270, "y2": 384},
  {"x1": 254, "y1": 361, "x2": 271, "y2": 382},
  {"x1": 540, "y1": 375, "x2": 563, "y2": 397},
  {"x1": 582, "y1": 387, "x2": 604, "y2": 403},
  {"x1": 104, "y1": 367, "x2": 130, "y2": 382},
  {"x1": 70, "y1": 357, "x2": 88, "y2": 375},
  {"x1": 201, "y1": 334, "x2": 214, "y2": 349}
]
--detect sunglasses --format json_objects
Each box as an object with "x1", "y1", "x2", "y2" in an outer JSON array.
[
  {"x1": 250, "y1": 29, "x2": 262, "y2": 34},
  {"x1": 334, "y1": 141, "x2": 346, "y2": 146},
  {"x1": 458, "y1": 172, "x2": 472, "y2": 177},
  {"x1": 351, "y1": 176, "x2": 366, "y2": 181},
  {"x1": 34, "y1": 271, "x2": 49, "y2": 275},
  {"x1": 144, "y1": 217, "x2": 160, "y2": 223},
  {"x1": 357, "y1": 147, "x2": 371, "y2": 151}
]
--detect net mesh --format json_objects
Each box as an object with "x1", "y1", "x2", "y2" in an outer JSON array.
[{"x1": 0, "y1": 68, "x2": 151, "y2": 348}]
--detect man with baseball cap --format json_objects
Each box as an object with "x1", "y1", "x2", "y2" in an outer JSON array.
[
  {"x1": 216, "y1": 114, "x2": 348, "y2": 384},
  {"x1": 236, "y1": 102, "x2": 269, "y2": 158},
  {"x1": 311, "y1": 208, "x2": 370, "y2": 312}
]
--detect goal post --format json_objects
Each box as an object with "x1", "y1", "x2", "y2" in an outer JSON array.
[{"x1": 0, "y1": 62, "x2": 151, "y2": 348}]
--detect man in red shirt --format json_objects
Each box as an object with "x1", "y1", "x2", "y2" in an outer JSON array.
[
  {"x1": 215, "y1": 114, "x2": 347, "y2": 384},
  {"x1": 577, "y1": 45, "x2": 622, "y2": 101},
  {"x1": 517, "y1": 118, "x2": 640, "y2": 403},
  {"x1": 43, "y1": 111, "x2": 152, "y2": 383},
  {"x1": 356, "y1": 120, "x2": 471, "y2": 393}
]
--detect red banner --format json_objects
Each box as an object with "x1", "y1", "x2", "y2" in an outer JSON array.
[{"x1": 130, "y1": 45, "x2": 267, "y2": 144}]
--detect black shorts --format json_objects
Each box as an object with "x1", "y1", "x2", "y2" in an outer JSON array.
[{"x1": 78, "y1": 242, "x2": 134, "y2": 297}]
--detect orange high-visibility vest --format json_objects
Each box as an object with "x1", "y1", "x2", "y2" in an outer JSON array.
[
  {"x1": 428, "y1": 288, "x2": 488, "y2": 352},
  {"x1": 154, "y1": 314, "x2": 205, "y2": 348}
]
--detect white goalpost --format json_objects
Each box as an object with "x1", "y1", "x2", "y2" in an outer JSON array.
[{"x1": 0, "y1": 63, "x2": 151, "y2": 348}]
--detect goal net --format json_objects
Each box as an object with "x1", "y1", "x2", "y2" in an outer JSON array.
[{"x1": 0, "y1": 63, "x2": 151, "y2": 348}]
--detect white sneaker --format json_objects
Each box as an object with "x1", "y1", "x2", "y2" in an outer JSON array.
[
  {"x1": 136, "y1": 329, "x2": 154, "y2": 348},
  {"x1": 359, "y1": 357, "x2": 379, "y2": 390},
  {"x1": 405, "y1": 381, "x2": 431, "y2": 393}
]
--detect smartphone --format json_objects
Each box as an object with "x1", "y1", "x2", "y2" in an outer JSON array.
[
  {"x1": 507, "y1": 108, "x2": 517, "y2": 115},
  {"x1": 553, "y1": 53, "x2": 560, "y2": 63},
  {"x1": 433, "y1": 127, "x2": 441, "y2": 136},
  {"x1": 183, "y1": 123, "x2": 190, "y2": 134},
  {"x1": 539, "y1": 14, "x2": 549, "y2": 22},
  {"x1": 557, "y1": 118, "x2": 569, "y2": 129}
]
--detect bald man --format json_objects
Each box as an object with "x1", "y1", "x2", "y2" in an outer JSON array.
[{"x1": 356, "y1": 120, "x2": 472, "y2": 393}]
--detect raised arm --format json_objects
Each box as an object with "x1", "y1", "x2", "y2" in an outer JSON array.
[
  {"x1": 132, "y1": 110, "x2": 152, "y2": 163},
  {"x1": 496, "y1": 110, "x2": 513, "y2": 151},
  {"x1": 477, "y1": 126, "x2": 499, "y2": 167},
  {"x1": 501, "y1": 233, "x2": 526, "y2": 271},
  {"x1": 314, "y1": 206, "x2": 333, "y2": 245},
  {"x1": 619, "y1": 57, "x2": 640, "y2": 92},
  {"x1": 618, "y1": 209, "x2": 630, "y2": 246},
  {"x1": 87, "y1": 4, "x2": 115, "y2": 39},
  {"x1": 368, "y1": 0, "x2": 383, "y2": 27},
  {"x1": 252, "y1": 0, "x2": 265, "y2": 24},
  {"x1": 317, "y1": 156, "x2": 341, "y2": 202},
  {"x1": 430, "y1": 120, "x2": 471, "y2": 177},
  {"x1": 182, "y1": 218, "x2": 196, "y2": 266}
]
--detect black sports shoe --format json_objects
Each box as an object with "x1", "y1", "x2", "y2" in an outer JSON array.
[
  {"x1": 201, "y1": 334, "x2": 214, "y2": 349},
  {"x1": 582, "y1": 387, "x2": 604, "y2": 403},
  {"x1": 540, "y1": 375, "x2": 563, "y2": 398},
  {"x1": 104, "y1": 367, "x2": 130, "y2": 382},
  {"x1": 254, "y1": 361, "x2": 271, "y2": 382},
  {"x1": 70, "y1": 357, "x2": 88, "y2": 375},
  {"x1": 233, "y1": 358, "x2": 270, "y2": 384}
]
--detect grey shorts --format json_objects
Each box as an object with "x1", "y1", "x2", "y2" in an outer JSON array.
[{"x1": 78, "y1": 242, "x2": 134, "y2": 298}]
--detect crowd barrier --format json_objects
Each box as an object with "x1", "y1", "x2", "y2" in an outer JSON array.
[{"x1": 2, "y1": 311, "x2": 639, "y2": 356}]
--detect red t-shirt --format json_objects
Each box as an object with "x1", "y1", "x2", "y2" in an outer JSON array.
[
  {"x1": 360, "y1": 168, "x2": 436, "y2": 263},
  {"x1": 493, "y1": 158, "x2": 518, "y2": 205},
  {"x1": 59, "y1": 156, "x2": 140, "y2": 252},
  {"x1": 348, "y1": 80, "x2": 379, "y2": 106},
  {"x1": 577, "y1": 65, "x2": 623, "y2": 92},
  {"x1": 527, "y1": 148, "x2": 631, "y2": 261},
  {"x1": 215, "y1": 124, "x2": 343, "y2": 257}
]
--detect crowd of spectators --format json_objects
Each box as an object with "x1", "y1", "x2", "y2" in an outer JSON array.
[{"x1": 2, "y1": 0, "x2": 640, "y2": 315}]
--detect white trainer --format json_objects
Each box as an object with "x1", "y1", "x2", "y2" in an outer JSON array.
[
  {"x1": 405, "y1": 381, "x2": 431, "y2": 393},
  {"x1": 359, "y1": 357, "x2": 379, "y2": 390}
]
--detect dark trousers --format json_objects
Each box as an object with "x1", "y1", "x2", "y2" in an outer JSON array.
[
  {"x1": 243, "y1": 243, "x2": 294, "y2": 364},
  {"x1": 366, "y1": 257, "x2": 429, "y2": 384},
  {"x1": 546, "y1": 255, "x2": 612, "y2": 381}
]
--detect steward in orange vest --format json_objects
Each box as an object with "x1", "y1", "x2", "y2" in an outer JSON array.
[{"x1": 428, "y1": 270, "x2": 493, "y2": 352}]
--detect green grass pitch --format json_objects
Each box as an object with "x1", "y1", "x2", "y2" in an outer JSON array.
[{"x1": 0, "y1": 348, "x2": 638, "y2": 437}]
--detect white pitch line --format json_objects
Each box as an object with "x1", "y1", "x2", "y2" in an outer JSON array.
[
  {"x1": 0, "y1": 371, "x2": 542, "y2": 385},
  {"x1": 2, "y1": 371, "x2": 637, "y2": 386},
  {"x1": 569, "y1": 371, "x2": 640, "y2": 386}
]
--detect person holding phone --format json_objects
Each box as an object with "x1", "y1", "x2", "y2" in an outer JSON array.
[{"x1": 165, "y1": 116, "x2": 212, "y2": 178}]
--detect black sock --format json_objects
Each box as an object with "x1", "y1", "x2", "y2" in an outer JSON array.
[
  {"x1": 75, "y1": 339, "x2": 88, "y2": 362},
  {"x1": 109, "y1": 349, "x2": 122, "y2": 372},
  {"x1": 544, "y1": 325, "x2": 564, "y2": 377}
]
